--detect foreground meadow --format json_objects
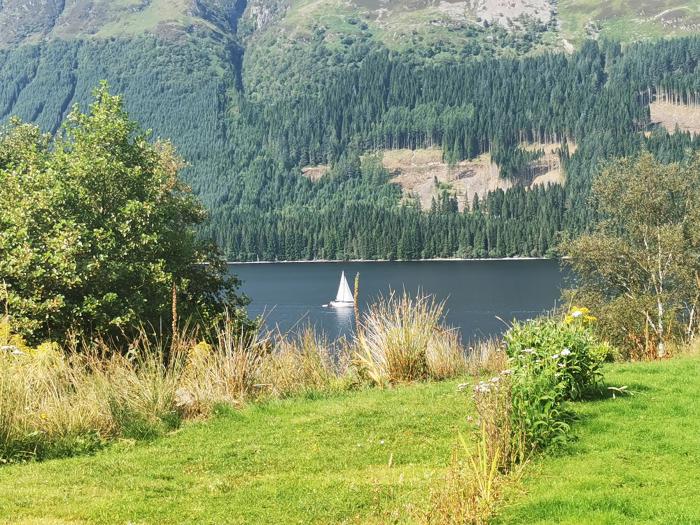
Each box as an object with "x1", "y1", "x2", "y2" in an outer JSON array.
[
  {"x1": 2, "y1": 355, "x2": 700, "y2": 523},
  {"x1": 0, "y1": 380, "x2": 471, "y2": 524}
]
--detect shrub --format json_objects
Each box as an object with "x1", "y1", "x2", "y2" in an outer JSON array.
[
  {"x1": 0, "y1": 85, "x2": 249, "y2": 344},
  {"x1": 353, "y1": 293, "x2": 466, "y2": 385},
  {"x1": 504, "y1": 308, "x2": 607, "y2": 401}
]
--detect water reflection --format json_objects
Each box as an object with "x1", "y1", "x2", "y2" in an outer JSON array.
[
  {"x1": 232, "y1": 260, "x2": 562, "y2": 342},
  {"x1": 331, "y1": 306, "x2": 355, "y2": 340}
]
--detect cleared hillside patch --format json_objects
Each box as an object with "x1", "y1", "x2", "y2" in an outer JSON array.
[
  {"x1": 525, "y1": 142, "x2": 574, "y2": 187},
  {"x1": 301, "y1": 164, "x2": 330, "y2": 181},
  {"x1": 650, "y1": 101, "x2": 700, "y2": 135},
  {"x1": 384, "y1": 149, "x2": 506, "y2": 211},
  {"x1": 373, "y1": 145, "x2": 570, "y2": 211}
]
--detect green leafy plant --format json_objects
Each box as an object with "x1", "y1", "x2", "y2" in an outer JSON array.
[{"x1": 504, "y1": 309, "x2": 608, "y2": 401}]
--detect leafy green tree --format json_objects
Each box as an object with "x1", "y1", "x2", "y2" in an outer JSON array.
[
  {"x1": 0, "y1": 83, "x2": 248, "y2": 343},
  {"x1": 563, "y1": 153, "x2": 700, "y2": 359}
]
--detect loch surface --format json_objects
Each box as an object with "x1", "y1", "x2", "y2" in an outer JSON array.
[{"x1": 230, "y1": 260, "x2": 564, "y2": 342}]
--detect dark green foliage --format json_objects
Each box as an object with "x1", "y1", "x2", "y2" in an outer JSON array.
[
  {"x1": 0, "y1": 85, "x2": 248, "y2": 343},
  {"x1": 0, "y1": 35, "x2": 699, "y2": 261}
]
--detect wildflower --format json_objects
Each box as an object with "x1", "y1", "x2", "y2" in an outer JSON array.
[
  {"x1": 490, "y1": 376, "x2": 500, "y2": 384},
  {"x1": 473, "y1": 382, "x2": 491, "y2": 394},
  {"x1": 561, "y1": 348, "x2": 571, "y2": 357},
  {"x1": 521, "y1": 348, "x2": 536, "y2": 355},
  {"x1": 551, "y1": 353, "x2": 560, "y2": 360},
  {"x1": 566, "y1": 306, "x2": 597, "y2": 324},
  {"x1": 500, "y1": 369, "x2": 513, "y2": 376},
  {"x1": 457, "y1": 383, "x2": 470, "y2": 391},
  {"x1": 40, "y1": 413, "x2": 48, "y2": 420},
  {"x1": 188, "y1": 341, "x2": 212, "y2": 365},
  {"x1": 558, "y1": 363, "x2": 565, "y2": 368}
]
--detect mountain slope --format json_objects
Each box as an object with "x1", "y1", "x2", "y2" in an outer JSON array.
[
  {"x1": 0, "y1": 1, "x2": 699, "y2": 261},
  {"x1": 0, "y1": 0, "x2": 246, "y2": 45}
]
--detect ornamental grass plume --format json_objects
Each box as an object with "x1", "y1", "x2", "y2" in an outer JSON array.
[{"x1": 353, "y1": 292, "x2": 466, "y2": 385}]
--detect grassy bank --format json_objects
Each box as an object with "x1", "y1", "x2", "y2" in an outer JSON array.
[
  {"x1": 2, "y1": 355, "x2": 700, "y2": 523},
  {"x1": 498, "y1": 354, "x2": 700, "y2": 524},
  {"x1": 1, "y1": 294, "x2": 484, "y2": 463},
  {"x1": 0, "y1": 380, "x2": 471, "y2": 524}
]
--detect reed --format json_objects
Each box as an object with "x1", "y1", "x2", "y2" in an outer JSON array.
[
  {"x1": 257, "y1": 327, "x2": 349, "y2": 398},
  {"x1": 353, "y1": 292, "x2": 466, "y2": 385}
]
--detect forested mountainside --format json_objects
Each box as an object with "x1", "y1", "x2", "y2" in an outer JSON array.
[{"x1": 0, "y1": 1, "x2": 699, "y2": 260}]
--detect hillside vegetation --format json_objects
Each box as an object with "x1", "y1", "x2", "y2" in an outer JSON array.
[
  {"x1": 0, "y1": 2, "x2": 698, "y2": 261},
  {"x1": 560, "y1": 0, "x2": 700, "y2": 43},
  {"x1": 0, "y1": 0, "x2": 244, "y2": 45}
]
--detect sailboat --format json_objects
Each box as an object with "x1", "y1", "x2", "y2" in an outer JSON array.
[{"x1": 329, "y1": 271, "x2": 355, "y2": 308}]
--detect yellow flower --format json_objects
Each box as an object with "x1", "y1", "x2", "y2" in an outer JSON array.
[
  {"x1": 188, "y1": 341, "x2": 212, "y2": 365},
  {"x1": 566, "y1": 306, "x2": 596, "y2": 325},
  {"x1": 30, "y1": 342, "x2": 64, "y2": 366}
]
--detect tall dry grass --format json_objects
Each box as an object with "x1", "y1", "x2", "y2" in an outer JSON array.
[
  {"x1": 424, "y1": 428, "x2": 507, "y2": 525},
  {"x1": 257, "y1": 327, "x2": 351, "y2": 398},
  {"x1": 353, "y1": 293, "x2": 468, "y2": 385},
  {"x1": 465, "y1": 338, "x2": 508, "y2": 377},
  {"x1": 0, "y1": 293, "x2": 485, "y2": 463},
  {"x1": 0, "y1": 315, "x2": 356, "y2": 461},
  {"x1": 176, "y1": 319, "x2": 269, "y2": 417},
  {"x1": 422, "y1": 339, "x2": 518, "y2": 525}
]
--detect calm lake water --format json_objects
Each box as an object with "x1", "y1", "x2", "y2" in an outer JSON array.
[{"x1": 230, "y1": 260, "x2": 564, "y2": 342}]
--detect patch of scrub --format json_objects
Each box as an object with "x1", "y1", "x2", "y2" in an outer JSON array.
[
  {"x1": 559, "y1": 0, "x2": 700, "y2": 43},
  {"x1": 301, "y1": 165, "x2": 330, "y2": 181},
  {"x1": 467, "y1": 0, "x2": 555, "y2": 26}
]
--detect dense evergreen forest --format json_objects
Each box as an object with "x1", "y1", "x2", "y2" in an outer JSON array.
[{"x1": 0, "y1": 33, "x2": 698, "y2": 260}]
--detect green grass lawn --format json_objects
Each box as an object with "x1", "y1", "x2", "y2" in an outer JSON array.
[
  {"x1": 0, "y1": 380, "x2": 472, "y2": 524},
  {"x1": 498, "y1": 355, "x2": 700, "y2": 524},
  {"x1": 3, "y1": 356, "x2": 700, "y2": 524}
]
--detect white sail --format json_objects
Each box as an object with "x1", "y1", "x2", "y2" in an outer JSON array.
[{"x1": 335, "y1": 271, "x2": 354, "y2": 303}]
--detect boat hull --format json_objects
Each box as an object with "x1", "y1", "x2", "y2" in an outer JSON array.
[{"x1": 329, "y1": 301, "x2": 354, "y2": 308}]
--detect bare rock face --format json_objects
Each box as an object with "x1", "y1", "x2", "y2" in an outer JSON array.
[
  {"x1": 241, "y1": 0, "x2": 288, "y2": 34},
  {"x1": 0, "y1": 0, "x2": 65, "y2": 45},
  {"x1": 191, "y1": 0, "x2": 247, "y2": 33}
]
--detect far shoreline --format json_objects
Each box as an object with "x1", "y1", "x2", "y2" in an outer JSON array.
[{"x1": 227, "y1": 256, "x2": 560, "y2": 265}]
